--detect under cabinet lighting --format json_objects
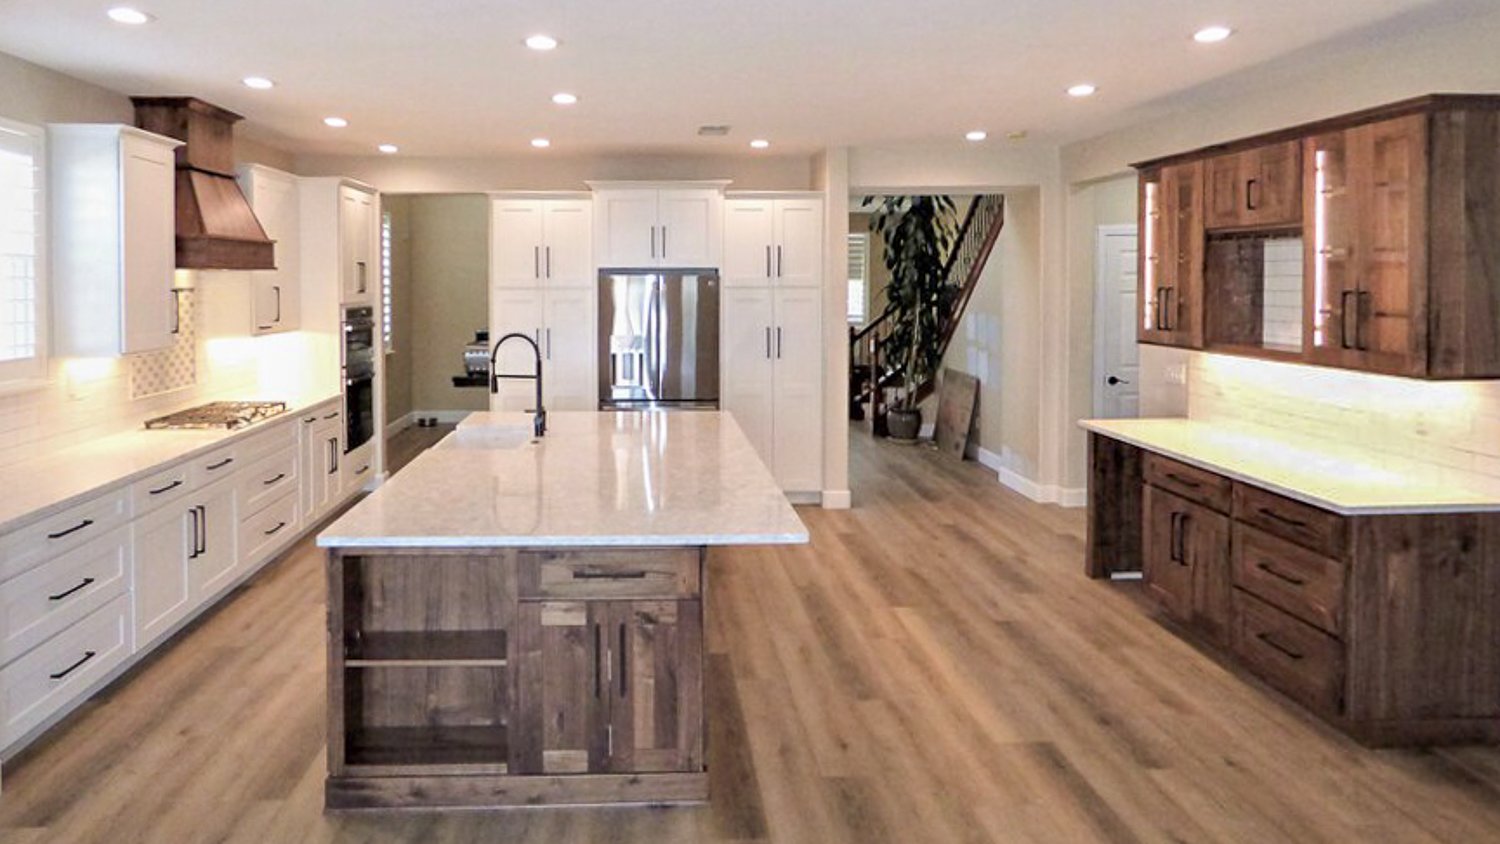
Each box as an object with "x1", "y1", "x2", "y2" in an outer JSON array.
[
  {"x1": 1193, "y1": 25, "x2": 1233, "y2": 44},
  {"x1": 323, "y1": 116, "x2": 349, "y2": 128},
  {"x1": 1067, "y1": 83, "x2": 1097, "y2": 98},
  {"x1": 242, "y1": 77, "x2": 274, "y2": 90},
  {"x1": 107, "y1": 7, "x2": 153, "y2": 25},
  {"x1": 378, "y1": 144, "x2": 399, "y2": 154},
  {"x1": 525, "y1": 34, "x2": 559, "y2": 51}
]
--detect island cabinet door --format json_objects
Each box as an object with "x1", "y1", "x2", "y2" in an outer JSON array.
[
  {"x1": 604, "y1": 600, "x2": 704, "y2": 774},
  {"x1": 511, "y1": 601, "x2": 610, "y2": 775}
]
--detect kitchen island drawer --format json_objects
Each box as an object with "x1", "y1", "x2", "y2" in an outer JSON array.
[
  {"x1": 0, "y1": 526, "x2": 130, "y2": 666},
  {"x1": 1144, "y1": 453, "x2": 1231, "y2": 513},
  {"x1": 1233, "y1": 483, "x2": 1346, "y2": 558},
  {"x1": 519, "y1": 548, "x2": 701, "y2": 600},
  {"x1": 0, "y1": 488, "x2": 131, "y2": 583},
  {"x1": 1232, "y1": 590, "x2": 1345, "y2": 714},
  {"x1": 1232, "y1": 524, "x2": 1345, "y2": 636},
  {"x1": 0, "y1": 593, "x2": 132, "y2": 750}
]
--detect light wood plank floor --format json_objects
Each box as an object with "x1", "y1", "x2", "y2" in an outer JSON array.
[{"x1": 4, "y1": 427, "x2": 1500, "y2": 843}]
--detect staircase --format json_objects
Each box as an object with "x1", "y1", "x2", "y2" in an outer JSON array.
[{"x1": 849, "y1": 194, "x2": 1005, "y2": 434}]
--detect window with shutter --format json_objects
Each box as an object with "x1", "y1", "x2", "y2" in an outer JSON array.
[
  {"x1": 0, "y1": 118, "x2": 45, "y2": 385},
  {"x1": 847, "y1": 232, "x2": 869, "y2": 324}
]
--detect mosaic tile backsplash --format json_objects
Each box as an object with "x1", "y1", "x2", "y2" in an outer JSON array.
[{"x1": 129, "y1": 290, "x2": 197, "y2": 399}]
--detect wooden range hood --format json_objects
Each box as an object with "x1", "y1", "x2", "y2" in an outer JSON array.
[{"x1": 131, "y1": 96, "x2": 275, "y2": 271}]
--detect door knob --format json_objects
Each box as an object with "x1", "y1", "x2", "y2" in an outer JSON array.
[{"x1": 1106, "y1": 375, "x2": 1129, "y2": 386}]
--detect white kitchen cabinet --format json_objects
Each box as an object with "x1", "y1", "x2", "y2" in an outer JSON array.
[
  {"x1": 491, "y1": 197, "x2": 592, "y2": 288},
  {"x1": 300, "y1": 407, "x2": 343, "y2": 525},
  {"x1": 132, "y1": 501, "x2": 194, "y2": 649},
  {"x1": 724, "y1": 196, "x2": 823, "y2": 288},
  {"x1": 719, "y1": 284, "x2": 824, "y2": 493},
  {"x1": 238, "y1": 165, "x2": 301, "y2": 334},
  {"x1": 0, "y1": 594, "x2": 131, "y2": 751},
  {"x1": 490, "y1": 289, "x2": 544, "y2": 412},
  {"x1": 50, "y1": 124, "x2": 183, "y2": 356},
  {"x1": 589, "y1": 183, "x2": 726, "y2": 268},
  {"x1": 340, "y1": 185, "x2": 377, "y2": 305},
  {"x1": 341, "y1": 442, "x2": 376, "y2": 497},
  {"x1": 188, "y1": 479, "x2": 238, "y2": 600},
  {"x1": 489, "y1": 288, "x2": 594, "y2": 412}
]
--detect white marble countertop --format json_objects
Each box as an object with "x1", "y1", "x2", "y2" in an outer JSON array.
[
  {"x1": 0, "y1": 391, "x2": 341, "y2": 535},
  {"x1": 1080, "y1": 417, "x2": 1500, "y2": 515},
  {"x1": 318, "y1": 411, "x2": 809, "y2": 548}
]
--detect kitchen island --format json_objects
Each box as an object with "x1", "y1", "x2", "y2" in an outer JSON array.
[{"x1": 317, "y1": 411, "x2": 807, "y2": 810}]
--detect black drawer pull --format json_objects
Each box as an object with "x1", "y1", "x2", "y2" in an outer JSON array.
[
  {"x1": 50, "y1": 650, "x2": 97, "y2": 680},
  {"x1": 149, "y1": 479, "x2": 184, "y2": 496},
  {"x1": 1257, "y1": 507, "x2": 1308, "y2": 529},
  {"x1": 47, "y1": 519, "x2": 94, "y2": 540},
  {"x1": 206, "y1": 458, "x2": 235, "y2": 471},
  {"x1": 262, "y1": 472, "x2": 287, "y2": 486},
  {"x1": 1255, "y1": 561, "x2": 1307, "y2": 587},
  {"x1": 263, "y1": 521, "x2": 287, "y2": 536},
  {"x1": 354, "y1": 465, "x2": 370, "y2": 476},
  {"x1": 303, "y1": 416, "x2": 317, "y2": 424},
  {"x1": 1164, "y1": 472, "x2": 1201, "y2": 488},
  {"x1": 48, "y1": 577, "x2": 96, "y2": 601},
  {"x1": 572, "y1": 570, "x2": 649, "y2": 581},
  {"x1": 322, "y1": 411, "x2": 340, "y2": 420},
  {"x1": 1255, "y1": 631, "x2": 1304, "y2": 661}
]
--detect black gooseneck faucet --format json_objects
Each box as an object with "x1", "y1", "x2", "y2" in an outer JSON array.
[{"x1": 489, "y1": 332, "x2": 547, "y2": 437}]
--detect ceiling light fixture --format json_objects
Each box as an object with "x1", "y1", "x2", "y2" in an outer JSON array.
[
  {"x1": 242, "y1": 76, "x2": 274, "y2": 90},
  {"x1": 378, "y1": 144, "x2": 399, "y2": 154},
  {"x1": 965, "y1": 130, "x2": 988, "y2": 142},
  {"x1": 551, "y1": 92, "x2": 578, "y2": 105},
  {"x1": 525, "y1": 34, "x2": 559, "y2": 51},
  {"x1": 1193, "y1": 25, "x2": 1234, "y2": 43},
  {"x1": 531, "y1": 138, "x2": 551, "y2": 148},
  {"x1": 323, "y1": 116, "x2": 349, "y2": 128},
  {"x1": 749, "y1": 139, "x2": 770, "y2": 149},
  {"x1": 1067, "y1": 83, "x2": 1098, "y2": 98},
  {"x1": 107, "y1": 6, "x2": 153, "y2": 24}
]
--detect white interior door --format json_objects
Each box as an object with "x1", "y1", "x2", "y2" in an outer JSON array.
[
  {"x1": 491, "y1": 200, "x2": 544, "y2": 288},
  {"x1": 543, "y1": 287, "x2": 596, "y2": 411},
  {"x1": 771, "y1": 287, "x2": 823, "y2": 492},
  {"x1": 773, "y1": 199, "x2": 823, "y2": 287},
  {"x1": 541, "y1": 200, "x2": 592, "y2": 286},
  {"x1": 720, "y1": 287, "x2": 775, "y2": 465},
  {"x1": 1095, "y1": 226, "x2": 1140, "y2": 419},
  {"x1": 490, "y1": 288, "x2": 545, "y2": 412},
  {"x1": 722, "y1": 199, "x2": 774, "y2": 286}
]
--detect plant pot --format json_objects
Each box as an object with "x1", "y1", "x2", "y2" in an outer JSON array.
[{"x1": 887, "y1": 407, "x2": 922, "y2": 441}]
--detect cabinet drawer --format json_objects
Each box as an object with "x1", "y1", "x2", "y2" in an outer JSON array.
[
  {"x1": 239, "y1": 448, "x2": 298, "y2": 516},
  {"x1": 1232, "y1": 524, "x2": 1345, "y2": 636},
  {"x1": 1232, "y1": 590, "x2": 1344, "y2": 714},
  {"x1": 0, "y1": 488, "x2": 131, "y2": 583},
  {"x1": 1233, "y1": 484, "x2": 1346, "y2": 558},
  {"x1": 131, "y1": 460, "x2": 195, "y2": 517},
  {"x1": 1144, "y1": 453, "x2": 1231, "y2": 512},
  {"x1": 238, "y1": 418, "x2": 297, "y2": 464},
  {"x1": 192, "y1": 444, "x2": 242, "y2": 487},
  {"x1": 0, "y1": 593, "x2": 131, "y2": 750},
  {"x1": 519, "y1": 549, "x2": 701, "y2": 600},
  {"x1": 0, "y1": 526, "x2": 130, "y2": 667},
  {"x1": 341, "y1": 448, "x2": 374, "y2": 492},
  {"x1": 239, "y1": 490, "x2": 298, "y2": 569}
]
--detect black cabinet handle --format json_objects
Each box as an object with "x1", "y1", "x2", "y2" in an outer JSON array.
[
  {"x1": 534, "y1": 245, "x2": 540, "y2": 279},
  {"x1": 572, "y1": 569, "x2": 649, "y2": 580},
  {"x1": 1355, "y1": 290, "x2": 1370, "y2": 351},
  {"x1": 1246, "y1": 178, "x2": 1259, "y2": 211},
  {"x1": 355, "y1": 465, "x2": 370, "y2": 476},
  {"x1": 206, "y1": 458, "x2": 234, "y2": 471},
  {"x1": 1169, "y1": 511, "x2": 1189, "y2": 565},
  {"x1": 149, "y1": 479, "x2": 184, "y2": 496},
  {"x1": 1257, "y1": 507, "x2": 1307, "y2": 529},
  {"x1": 1339, "y1": 290, "x2": 1357, "y2": 350},
  {"x1": 1164, "y1": 472, "x2": 1201, "y2": 489},
  {"x1": 776, "y1": 327, "x2": 783, "y2": 359},
  {"x1": 188, "y1": 508, "x2": 200, "y2": 560},
  {"x1": 1255, "y1": 631, "x2": 1304, "y2": 661},
  {"x1": 48, "y1": 578, "x2": 96, "y2": 602},
  {"x1": 765, "y1": 245, "x2": 772, "y2": 277},
  {"x1": 1255, "y1": 560, "x2": 1308, "y2": 587},
  {"x1": 593, "y1": 623, "x2": 602, "y2": 699},
  {"x1": 765, "y1": 326, "x2": 771, "y2": 359},
  {"x1": 47, "y1": 519, "x2": 94, "y2": 540},
  {"x1": 618, "y1": 623, "x2": 628, "y2": 698},
  {"x1": 546, "y1": 246, "x2": 552, "y2": 278},
  {"x1": 303, "y1": 416, "x2": 317, "y2": 424},
  {"x1": 777, "y1": 244, "x2": 783, "y2": 277},
  {"x1": 262, "y1": 472, "x2": 287, "y2": 486},
  {"x1": 662, "y1": 226, "x2": 668, "y2": 258},
  {"x1": 196, "y1": 505, "x2": 207, "y2": 556},
  {"x1": 49, "y1": 651, "x2": 97, "y2": 680},
  {"x1": 323, "y1": 411, "x2": 340, "y2": 420},
  {"x1": 273, "y1": 285, "x2": 282, "y2": 323},
  {"x1": 263, "y1": 521, "x2": 287, "y2": 537}
]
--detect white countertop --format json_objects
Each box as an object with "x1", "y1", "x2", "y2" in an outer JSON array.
[
  {"x1": 318, "y1": 411, "x2": 809, "y2": 548},
  {"x1": 0, "y1": 391, "x2": 341, "y2": 535},
  {"x1": 1080, "y1": 417, "x2": 1500, "y2": 515}
]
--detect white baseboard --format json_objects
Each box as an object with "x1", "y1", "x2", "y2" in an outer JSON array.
[
  {"x1": 386, "y1": 412, "x2": 415, "y2": 437},
  {"x1": 785, "y1": 491, "x2": 823, "y2": 506},
  {"x1": 976, "y1": 446, "x2": 1085, "y2": 508},
  {"x1": 821, "y1": 489, "x2": 852, "y2": 509}
]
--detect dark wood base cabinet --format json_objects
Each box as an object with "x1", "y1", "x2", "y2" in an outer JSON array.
[
  {"x1": 1087, "y1": 432, "x2": 1500, "y2": 746},
  {"x1": 324, "y1": 547, "x2": 708, "y2": 810}
]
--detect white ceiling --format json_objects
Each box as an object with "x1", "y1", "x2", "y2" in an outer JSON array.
[{"x1": 0, "y1": 0, "x2": 1469, "y2": 158}]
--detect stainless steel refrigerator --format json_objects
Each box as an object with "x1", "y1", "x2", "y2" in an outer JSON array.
[{"x1": 598, "y1": 271, "x2": 720, "y2": 409}]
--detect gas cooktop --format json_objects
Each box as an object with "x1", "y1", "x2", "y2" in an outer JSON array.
[{"x1": 144, "y1": 401, "x2": 289, "y2": 431}]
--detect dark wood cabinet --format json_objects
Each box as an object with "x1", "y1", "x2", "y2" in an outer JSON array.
[
  {"x1": 1143, "y1": 477, "x2": 1231, "y2": 642},
  {"x1": 512, "y1": 600, "x2": 609, "y2": 775},
  {"x1": 603, "y1": 600, "x2": 704, "y2": 774},
  {"x1": 1205, "y1": 141, "x2": 1302, "y2": 230},
  {"x1": 1138, "y1": 162, "x2": 1204, "y2": 349}
]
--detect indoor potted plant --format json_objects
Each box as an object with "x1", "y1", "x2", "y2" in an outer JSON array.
[{"x1": 866, "y1": 194, "x2": 958, "y2": 440}]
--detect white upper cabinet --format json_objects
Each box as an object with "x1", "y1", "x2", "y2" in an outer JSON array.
[
  {"x1": 723, "y1": 195, "x2": 823, "y2": 287},
  {"x1": 238, "y1": 165, "x2": 301, "y2": 334},
  {"x1": 50, "y1": 125, "x2": 183, "y2": 356},
  {"x1": 589, "y1": 183, "x2": 725, "y2": 268},
  {"x1": 490, "y1": 197, "x2": 593, "y2": 288},
  {"x1": 339, "y1": 185, "x2": 377, "y2": 305}
]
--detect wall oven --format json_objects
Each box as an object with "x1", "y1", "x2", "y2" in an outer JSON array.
[{"x1": 342, "y1": 306, "x2": 376, "y2": 454}]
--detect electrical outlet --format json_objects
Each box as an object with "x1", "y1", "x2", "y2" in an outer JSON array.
[{"x1": 1165, "y1": 364, "x2": 1187, "y2": 386}]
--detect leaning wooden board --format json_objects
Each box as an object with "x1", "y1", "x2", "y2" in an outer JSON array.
[{"x1": 934, "y1": 369, "x2": 979, "y2": 460}]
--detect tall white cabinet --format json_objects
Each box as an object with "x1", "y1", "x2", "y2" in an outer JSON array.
[
  {"x1": 237, "y1": 164, "x2": 301, "y2": 335},
  {"x1": 588, "y1": 182, "x2": 726, "y2": 268},
  {"x1": 489, "y1": 194, "x2": 596, "y2": 412},
  {"x1": 721, "y1": 194, "x2": 825, "y2": 495}
]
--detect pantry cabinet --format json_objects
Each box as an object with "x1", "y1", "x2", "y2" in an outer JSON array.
[
  {"x1": 50, "y1": 124, "x2": 183, "y2": 356},
  {"x1": 589, "y1": 182, "x2": 726, "y2": 268},
  {"x1": 723, "y1": 196, "x2": 824, "y2": 288},
  {"x1": 238, "y1": 165, "x2": 302, "y2": 334},
  {"x1": 340, "y1": 185, "x2": 377, "y2": 305},
  {"x1": 490, "y1": 197, "x2": 592, "y2": 288},
  {"x1": 489, "y1": 288, "x2": 595, "y2": 412}
]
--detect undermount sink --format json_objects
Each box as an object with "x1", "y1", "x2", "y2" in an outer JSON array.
[{"x1": 436, "y1": 425, "x2": 535, "y2": 451}]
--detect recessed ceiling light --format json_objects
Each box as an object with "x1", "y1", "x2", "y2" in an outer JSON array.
[
  {"x1": 749, "y1": 139, "x2": 770, "y2": 149},
  {"x1": 107, "y1": 7, "x2": 153, "y2": 24},
  {"x1": 1194, "y1": 25, "x2": 1233, "y2": 43},
  {"x1": 323, "y1": 116, "x2": 348, "y2": 128},
  {"x1": 965, "y1": 130, "x2": 988, "y2": 142},
  {"x1": 525, "y1": 34, "x2": 558, "y2": 51},
  {"x1": 1067, "y1": 83, "x2": 1098, "y2": 98},
  {"x1": 531, "y1": 138, "x2": 551, "y2": 149},
  {"x1": 242, "y1": 76, "x2": 274, "y2": 90},
  {"x1": 378, "y1": 144, "x2": 399, "y2": 154},
  {"x1": 551, "y1": 92, "x2": 578, "y2": 105}
]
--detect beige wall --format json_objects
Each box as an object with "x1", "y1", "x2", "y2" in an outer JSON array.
[
  {"x1": 382, "y1": 195, "x2": 415, "y2": 423},
  {"x1": 398, "y1": 194, "x2": 490, "y2": 414}
]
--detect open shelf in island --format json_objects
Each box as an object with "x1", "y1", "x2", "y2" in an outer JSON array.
[{"x1": 345, "y1": 630, "x2": 508, "y2": 667}]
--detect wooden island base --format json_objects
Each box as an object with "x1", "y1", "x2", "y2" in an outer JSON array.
[{"x1": 325, "y1": 545, "x2": 708, "y2": 811}]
